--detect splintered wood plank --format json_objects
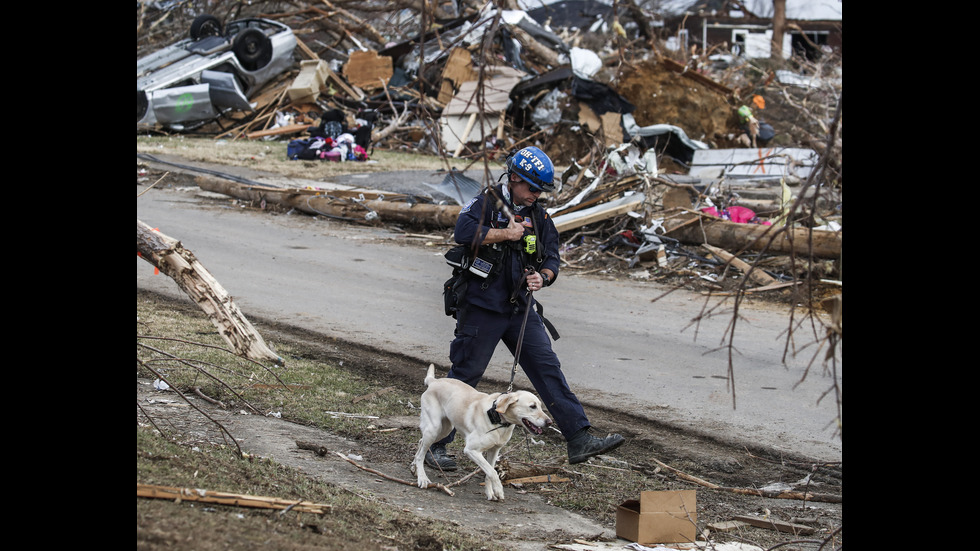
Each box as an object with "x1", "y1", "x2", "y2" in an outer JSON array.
[
  {"x1": 438, "y1": 48, "x2": 477, "y2": 104},
  {"x1": 342, "y1": 50, "x2": 393, "y2": 90},
  {"x1": 732, "y1": 515, "x2": 814, "y2": 535}
]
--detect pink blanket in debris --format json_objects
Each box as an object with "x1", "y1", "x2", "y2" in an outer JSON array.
[{"x1": 700, "y1": 206, "x2": 772, "y2": 225}]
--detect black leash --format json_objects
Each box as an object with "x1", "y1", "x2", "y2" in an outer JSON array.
[{"x1": 508, "y1": 267, "x2": 535, "y2": 393}]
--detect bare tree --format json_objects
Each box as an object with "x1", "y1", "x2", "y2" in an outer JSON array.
[{"x1": 770, "y1": 0, "x2": 787, "y2": 60}]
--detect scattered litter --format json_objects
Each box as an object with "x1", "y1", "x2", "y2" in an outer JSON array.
[
  {"x1": 147, "y1": 398, "x2": 181, "y2": 406},
  {"x1": 758, "y1": 482, "x2": 793, "y2": 493},
  {"x1": 324, "y1": 411, "x2": 380, "y2": 419}
]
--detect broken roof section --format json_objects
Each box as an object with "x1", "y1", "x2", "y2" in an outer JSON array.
[
  {"x1": 690, "y1": 147, "x2": 818, "y2": 181},
  {"x1": 662, "y1": 0, "x2": 842, "y2": 20}
]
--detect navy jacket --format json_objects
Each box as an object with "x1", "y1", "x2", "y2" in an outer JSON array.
[{"x1": 454, "y1": 185, "x2": 561, "y2": 314}]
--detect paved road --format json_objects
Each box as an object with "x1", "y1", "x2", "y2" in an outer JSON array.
[{"x1": 137, "y1": 168, "x2": 842, "y2": 462}]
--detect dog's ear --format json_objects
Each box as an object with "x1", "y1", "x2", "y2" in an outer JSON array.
[{"x1": 495, "y1": 393, "x2": 520, "y2": 413}]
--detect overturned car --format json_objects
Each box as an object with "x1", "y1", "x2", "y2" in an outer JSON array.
[{"x1": 137, "y1": 15, "x2": 297, "y2": 127}]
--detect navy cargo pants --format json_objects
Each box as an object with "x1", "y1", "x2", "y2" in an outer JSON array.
[{"x1": 436, "y1": 302, "x2": 591, "y2": 446}]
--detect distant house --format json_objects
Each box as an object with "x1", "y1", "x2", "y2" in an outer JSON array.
[{"x1": 662, "y1": 0, "x2": 842, "y2": 60}]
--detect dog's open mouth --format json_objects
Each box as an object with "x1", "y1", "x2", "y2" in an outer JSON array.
[{"x1": 522, "y1": 418, "x2": 545, "y2": 435}]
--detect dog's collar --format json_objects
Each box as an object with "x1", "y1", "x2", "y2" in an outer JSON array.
[{"x1": 487, "y1": 398, "x2": 512, "y2": 427}]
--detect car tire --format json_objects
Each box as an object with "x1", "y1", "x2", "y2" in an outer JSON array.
[
  {"x1": 190, "y1": 15, "x2": 222, "y2": 40},
  {"x1": 233, "y1": 28, "x2": 273, "y2": 71},
  {"x1": 137, "y1": 90, "x2": 149, "y2": 122}
]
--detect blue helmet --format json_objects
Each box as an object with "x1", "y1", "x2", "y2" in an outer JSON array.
[{"x1": 506, "y1": 146, "x2": 555, "y2": 193}]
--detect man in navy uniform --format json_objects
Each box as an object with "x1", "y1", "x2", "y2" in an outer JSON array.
[{"x1": 427, "y1": 146, "x2": 625, "y2": 471}]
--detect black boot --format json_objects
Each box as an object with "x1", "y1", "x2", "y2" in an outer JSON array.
[
  {"x1": 567, "y1": 428, "x2": 625, "y2": 464},
  {"x1": 424, "y1": 444, "x2": 458, "y2": 471}
]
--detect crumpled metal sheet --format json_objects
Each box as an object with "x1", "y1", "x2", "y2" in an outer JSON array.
[{"x1": 425, "y1": 170, "x2": 484, "y2": 206}]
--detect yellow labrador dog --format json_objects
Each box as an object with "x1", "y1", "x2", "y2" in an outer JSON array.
[{"x1": 412, "y1": 364, "x2": 552, "y2": 501}]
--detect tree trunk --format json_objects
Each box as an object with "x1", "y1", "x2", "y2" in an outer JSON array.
[
  {"x1": 508, "y1": 25, "x2": 561, "y2": 68},
  {"x1": 665, "y1": 213, "x2": 841, "y2": 259},
  {"x1": 770, "y1": 0, "x2": 787, "y2": 60},
  {"x1": 195, "y1": 175, "x2": 462, "y2": 228},
  {"x1": 137, "y1": 220, "x2": 283, "y2": 365}
]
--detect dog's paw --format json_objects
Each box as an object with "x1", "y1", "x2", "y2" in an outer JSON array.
[
  {"x1": 484, "y1": 479, "x2": 505, "y2": 501},
  {"x1": 417, "y1": 472, "x2": 431, "y2": 489}
]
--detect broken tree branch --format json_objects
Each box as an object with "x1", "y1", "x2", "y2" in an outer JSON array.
[
  {"x1": 137, "y1": 220, "x2": 283, "y2": 365},
  {"x1": 702, "y1": 244, "x2": 777, "y2": 287},
  {"x1": 294, "y1": 441, "x2": 455, "y2": 496},
  {"x1": 507, "y1": 25, "x2": 561, "y2": 68},
  {"x1": 649, "y1": 456, "x2": 841, "y2": 504},
  {"x1": 335, "y1": 448, "x2": 455, "y2": 496},
  {"x1": 137, "y1": 483, "x2": 332, "y2": 514},
  {"x1": 320, "y1": 0, "x2": 386, "y2": 46},
  {"x1": 137, "y1": 356, "x2": 244, "y2": 456}
]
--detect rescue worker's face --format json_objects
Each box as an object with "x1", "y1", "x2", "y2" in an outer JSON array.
[{"x1": 509, "y1": 175, "x2": 542, "y2": 207}]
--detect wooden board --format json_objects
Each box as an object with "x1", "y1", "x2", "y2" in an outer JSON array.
[
  {"x1": 342, "y1": 50, "x2": 393, "y2": 90},
  {"x1": 438, "y1": 48, "x2": 478, "y2": 105},
  {"x1": 552, "y1": 194, "x2": 645, "y2": 233},
  {"x1": 732, "y1": 515, "x2": 814, "y2": 535}
]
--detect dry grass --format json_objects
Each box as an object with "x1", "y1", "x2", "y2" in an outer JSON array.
[
  {"x1": 136, "y1": 428, "x2": 503, "y2": 551},
  {"x1": 137, "y1": 135, "x2": 463, "y2": 180},
  {"x1": 136, "y1": 292, "x2": 415, "y2": 441},
  {"x1": 137, "y1": 292, "x2": 507, "y2": 550}
]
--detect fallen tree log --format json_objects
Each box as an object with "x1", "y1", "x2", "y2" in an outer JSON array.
[
  {"x1": 196, "y1": 176, "x2": 462, "y2": 227},
  {"x1": 137, "y1": 220, "x2": 283, "y2": 365},
  {"x1": 665, "y1": 212, "x2": 841, "y2": 259}
]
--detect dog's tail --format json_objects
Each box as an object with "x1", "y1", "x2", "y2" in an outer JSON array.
[{"x1": 424, "y1": 363, "x2": 436, "y2": 386}]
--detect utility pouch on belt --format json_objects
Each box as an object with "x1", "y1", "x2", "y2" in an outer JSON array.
[
  {"x1": 443, "y1": 246, "x2": 471, "y2": 318},
  {"x1": 443, "y1": 273, "x2": 468, "y2": 318},
  {"x1": 444, "y1": 245, "x2": 470, "y2": 271}
]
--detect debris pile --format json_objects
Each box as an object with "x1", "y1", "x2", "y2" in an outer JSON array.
[{"x1": 137, "y1": 1, "x2": 842, "y2": 301}]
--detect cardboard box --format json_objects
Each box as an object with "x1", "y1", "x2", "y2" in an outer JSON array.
[{"x1": 616, "y1": 490, "x2": 697, "y2": 545}]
